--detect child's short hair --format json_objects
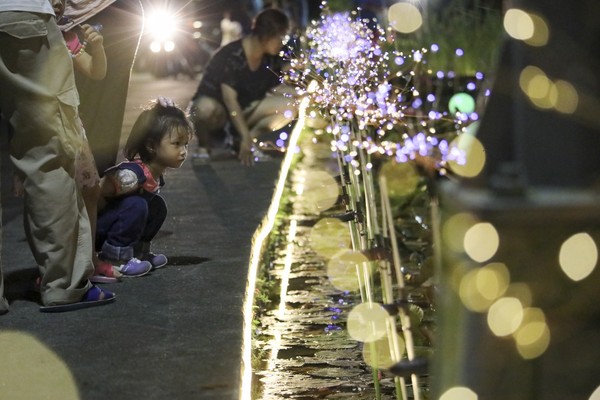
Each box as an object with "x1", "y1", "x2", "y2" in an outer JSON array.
[{"x1": 124, "y1": 100, "x2": 193, "y2": 162}]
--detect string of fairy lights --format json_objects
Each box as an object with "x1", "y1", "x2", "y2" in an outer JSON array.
[
  {"x1": 279, "y1": 6, "x2": 483, "y2": 172},
  {"x1": 267, "y1": 4, "x2": 485, "y2": 399}
]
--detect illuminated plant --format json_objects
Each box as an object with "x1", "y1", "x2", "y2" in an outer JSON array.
[
  {"x1": 277, "y1": 3, "x2": 498, "y2": 399},
  {"x1": 283, "y1": 8, "x2": 478, "y2": 172}
]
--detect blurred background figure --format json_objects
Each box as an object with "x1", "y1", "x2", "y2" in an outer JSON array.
[
  {"x1": 187, "y1": 8, "x2": 297, "y2": 166},
  {"x1": 220, "y1": 9, "x2": 243, "y2": 47},
  {"x1": 230, "y1": 1, "x2": 253, "y2": 36}
]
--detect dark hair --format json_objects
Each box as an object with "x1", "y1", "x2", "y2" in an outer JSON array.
[
  {"x1": 124, "y1": 101, "x2": 192, "y2": 162},
  {"x1": 251, "y1": 8, "x2": 289, "y2": 41}
]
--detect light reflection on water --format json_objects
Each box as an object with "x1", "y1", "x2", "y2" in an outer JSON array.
[{"x1": 252, "y1": 143, "x2": 410, "y2": 400}]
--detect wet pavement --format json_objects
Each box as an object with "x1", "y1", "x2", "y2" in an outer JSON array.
[
  {"x1": 250, "y1": 129, "x2": 435, "y2": 399},
  {"x1": 0, "y1": 73, "x2": 283, "y2": 400},
  {"x1": 253, "y1": 139, "x2": 400, "y2": 399},
  {"x1": 1, "y1": 73, "x2": 432, "y2": 400}
]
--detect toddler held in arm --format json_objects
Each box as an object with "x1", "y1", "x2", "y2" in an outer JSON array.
[
  {"x1": 62, "y1": 18, "x2": 115, "y2": 282},
  {"x1": 65, "y1": 22, "x2": 107, "y2": 79}
]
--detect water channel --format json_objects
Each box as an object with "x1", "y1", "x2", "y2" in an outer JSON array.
[{"x1": 251, "y1": 134, "x2": 434, "y2": 399}]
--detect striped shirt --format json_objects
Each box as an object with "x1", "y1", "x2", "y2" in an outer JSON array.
[{"x1": 59, "y1": 0, "x2": 116, "y2": 30}]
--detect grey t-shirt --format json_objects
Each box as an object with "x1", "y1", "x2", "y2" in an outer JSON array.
[{"x1": 192, "y1": 39, "x2": 285, "y2": 109}]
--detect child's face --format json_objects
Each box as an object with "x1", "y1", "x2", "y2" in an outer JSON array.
[{"x1": 152, "y1": 128, "x2": 190, "y2": 169}]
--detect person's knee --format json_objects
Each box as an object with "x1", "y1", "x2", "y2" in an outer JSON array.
[
  {"x1": 190, "y1": 97, "x2": 227, "y2": 132},
  {"x1": 121, "y1": 195, "x2": 149, "y2": 221},
  {"x1": 267, "y1": 113, "x2": 296, "y2": 132},
  {"x1": 149, "y1": 195, "x2": 167, "y2": 220}
]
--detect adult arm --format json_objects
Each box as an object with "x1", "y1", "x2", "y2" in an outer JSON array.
[{"x1": 221, "y1": 82, "x2": 254, "y2": 166}]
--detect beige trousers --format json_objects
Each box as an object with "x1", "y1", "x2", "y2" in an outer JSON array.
[{"x1": 0, "y1": 11, "x2": 93, "y2": 306}]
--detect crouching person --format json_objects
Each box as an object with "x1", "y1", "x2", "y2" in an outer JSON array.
[{"x1": 96, "y1": 98, "x2": 192, "y2": 277}]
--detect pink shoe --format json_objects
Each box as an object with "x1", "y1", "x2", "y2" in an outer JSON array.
[{"x1": 90, "y1": 260, "x2": 123, "y2": 284}]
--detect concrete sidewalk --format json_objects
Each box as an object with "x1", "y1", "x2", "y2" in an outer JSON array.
[{"x1": 0, "y1": 74, "x2": 283, "y2": 400}]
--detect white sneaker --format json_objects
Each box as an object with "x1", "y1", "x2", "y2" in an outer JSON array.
[
  {"x1": 252, "y1": 149, "x2": 272, "y2": 162},
  {"x1": 192, "y1": 147, "x2": 210, "y2": 165}
]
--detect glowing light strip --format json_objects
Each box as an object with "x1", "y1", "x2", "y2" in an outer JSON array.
[
  {"x1": 263, "y1": 217, "x2": 299, "y2": 394},
  {"x1": 278, "y1": 218, "x2": 298, "y2": 318},
  {"x1": 239, "y1": 97, "x2": 309, "y2": 400}
]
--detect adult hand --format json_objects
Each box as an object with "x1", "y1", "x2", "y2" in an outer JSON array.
[{"x1": 238, "y1": 139, "x2": 254, "y2": 166}]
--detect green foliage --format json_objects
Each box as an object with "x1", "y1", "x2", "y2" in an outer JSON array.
[
  {"x1": 325, "y1": 0, "x2": 355, "y2": 13},
  {"x1": 393, "y1": 0, "x2": 504, "y2": 76}
]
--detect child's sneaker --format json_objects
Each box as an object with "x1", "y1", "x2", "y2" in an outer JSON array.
[
  {"x1": 90, "y1": 259, "x2": 123, "y2": 284},
  {"x1": 252, "y1": 147, "x2": 273, "y2": 162},
  {"x1": 115, "y1": 258, "x2": 152, "y2": 278},
  {"x1": 142, "y1": 252, "x2": 168, "y2": 270},
  {"x1": 252, "y1": 149, "x2": 273, "y2": 162}
]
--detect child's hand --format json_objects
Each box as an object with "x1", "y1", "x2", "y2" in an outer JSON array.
[{"x1": 81, "y1": 24, "x2": 104, "y2": 53}]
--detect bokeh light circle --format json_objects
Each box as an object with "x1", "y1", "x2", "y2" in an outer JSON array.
[
  {"x1": 513, "y1": 307, "x2": 550, "y2": 359},
  {"x1": 487, "y1": 297, "x2": 523, "y2": 337},
  {"x1": 553, "y1": 80, "x2": 578, "y2": 114},
  {"x1": 301, "y1": 169, "x2": 340, "y2": 214},
  {"x1": 440, "y1": 386, "x2": 478, "y2": 400},
  {"x1": 463, "y1": 222, "x2": 499, "y2": 263},
  {"x1": 459, "y1": 262, "x2": 510, "y2": 312},
  {"x1": 347, "y1": 302, "x2": 389, "y2": 343},
  {"x1": 559, "y1": 232, "x2": 598, "y2": 281},
  {"x1": 380, "y1": 161, "x2": 421, "y2": 198},
  {"x1": 448, "y1": 134, "x2": 486, "y2": 178},
  {"x1": 503, "y1": 9, "x2": 534, "y2": 40},
  {"x1": 388, "y1": 3, "x2": 423, "y2": 34},
  {"x1": 309, "y1": 218, "x2": 352, "y2": 259},
  {"x1": 525, "y1": 13, "x2": 549, "y2": 47},
  {"x1": 449, "y1": 93, "x2": 476, "y2": 114},
  {"x1": 362, "y1": 334, "x2": 405, "y2": 369},
  {"x1": 0, "y1": 331, "x2": 79, "y2": 398},
  {"x1": 516, "y1": 322, "x2": 550, "y2": 359},
  {"x1": 442, "y1": 212, "x2": 478, "y2": 253},
  {"x1": 519, "y1": 65, "x2": 545, "y2": 94},
  {"x1": 589, "y1": 385, "x2": 600, "y2": 400},
  {"x1": 327, "y1": 250, "x2": 371, "y2": 291}
]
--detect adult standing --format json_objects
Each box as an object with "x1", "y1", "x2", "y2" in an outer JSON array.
[
  {"x1": 220, "y1": 9, "x2": 243, "y2": 47},
  {"x1": 0, "y1": 197, "x2": 6, "y2": 314},
  {"x1": 0, "y1": 0, "x2": 114, "y2": 312}
]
